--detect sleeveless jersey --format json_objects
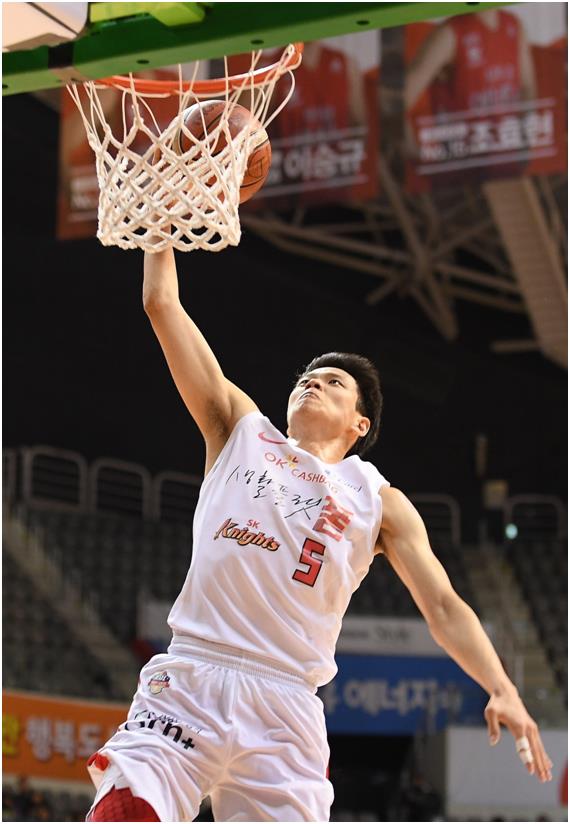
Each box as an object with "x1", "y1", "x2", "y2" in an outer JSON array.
[
  {"x1": 432, "y1": 11, "x2": 522, "y2": 113},
  {"x1": 168, "y1": 411, "x2": 389, "y2": 687}
]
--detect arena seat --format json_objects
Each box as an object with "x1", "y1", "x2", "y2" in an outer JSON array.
[
  {"x1": 348, "y1": 537, "x2": 478, "y2": 618},
  {"x1": 507, "y1": 538, "x2": 568, "y2": 697},
  {"x1": 2, "y1": 554, "x2": 123, "y2": 699},
  {"x1": 20, "y1": 507, "x2": 192, "y2": 643}
]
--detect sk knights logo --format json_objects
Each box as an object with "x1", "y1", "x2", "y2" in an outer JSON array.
[{"x1": 148, "y1": 671, "x2": 171, "y2": 695}]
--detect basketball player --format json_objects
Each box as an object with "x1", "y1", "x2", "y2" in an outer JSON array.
[{"x1": 86, "y1": 246, "x2": 552, "y2": 822}]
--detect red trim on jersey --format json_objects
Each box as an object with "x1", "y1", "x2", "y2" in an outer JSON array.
[
  {"x1": 88, "y1": 786, "x2": 160, "y2": 822},
  {"x1": 87, "y1": 752, "x2": 110, "y2": 771}
]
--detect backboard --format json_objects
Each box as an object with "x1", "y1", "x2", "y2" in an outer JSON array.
[{"x1": 3, "y1": 2, "x2": 506, "y2": 95}]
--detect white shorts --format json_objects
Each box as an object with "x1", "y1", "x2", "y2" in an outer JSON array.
[{"x1": 87, "y1": 639, "x2": 334, "y2": 822}]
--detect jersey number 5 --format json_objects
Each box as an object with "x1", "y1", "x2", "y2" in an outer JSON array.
[{"x1": 292, "y1": 538, "x2": 326, "y2": 587}]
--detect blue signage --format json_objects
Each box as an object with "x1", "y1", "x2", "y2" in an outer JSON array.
[{"x1": 320, "y1": 655, "x2": 488, "y2": 734}]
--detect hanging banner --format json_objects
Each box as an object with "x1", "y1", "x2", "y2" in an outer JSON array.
[
  {"x1": 229, "y1": 32, "x2": 380, "y2": 208},
  {"x1": 57, "y1": 63, "x2": 210, "y2": 240},
  {"x1": 319, "y1": 654, "x2": 487, "y2": 734},
  {"x1": 2, "y1": 690, "x2": 127, "y2": 782},
  {"x1": 404, "y1": 4, "x2": 567, "y2": 192}
]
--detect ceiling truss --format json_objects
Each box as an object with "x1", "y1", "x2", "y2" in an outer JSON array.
[{"x1": 242, "y1": 164, "x2": 566, "y2": 357}]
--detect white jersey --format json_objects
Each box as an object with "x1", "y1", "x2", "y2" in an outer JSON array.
[{"x1": 168, "y1": 411, "x2": 389, "y2": 687}]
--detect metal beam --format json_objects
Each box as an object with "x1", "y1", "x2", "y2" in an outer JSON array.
[
  {"x1": 409, "y1": 285, "x2": 455, "y2": 339},
  {"x1": 444, "y1": 285, "x2": 526, "y2": 314},
  {"x1": 366, "y1": 279, "x2": 401, "y2": 305},
  {"x1": 378, "y1": 155, "x2": 458, "y2": 339},
  {"x1": 243, "y1": 222, "x2": 399, "y2": 282},
  {"x1": 491, "y1": 340, "x2": 540, "y2": 353},
  {"x1": 241, "y1": 215, "x2": 411, "y2": 264},
  {"x1": 432, "y1": 217, "x2": 495, "y2": 260},
  {"x1": 435, "y1": 261, "x2": 520, "y2": 295},
  {"x1": 461, "y1": 242, "x2": 511, "y2": 277}
]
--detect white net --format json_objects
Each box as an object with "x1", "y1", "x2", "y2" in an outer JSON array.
[{"x1": 67, "y1": 46, "x2": 301, "y2": 253}]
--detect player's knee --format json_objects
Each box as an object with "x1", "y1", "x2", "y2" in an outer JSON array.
[{"x1": 88, "y1": 786, "x2": 160, "y2": 822}]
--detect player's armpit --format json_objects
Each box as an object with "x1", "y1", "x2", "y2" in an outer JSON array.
[{"x1": 203, "y1": 381, "x2": 259, "y2": 475}]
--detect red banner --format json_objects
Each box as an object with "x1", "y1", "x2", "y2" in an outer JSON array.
[
  {"x1": 3, "y1": 690, "x2": 127, "y2": 782},
  {"x1": 404, "y1": 4, "x2": 567, "y2": 192},
  {"x1": 230, "y1": 34, "x2": 380, "y2": 209}
]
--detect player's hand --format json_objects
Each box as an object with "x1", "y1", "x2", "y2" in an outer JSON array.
[{"x1": 484, "y1": 690, "x2": 553, "y2": 782}]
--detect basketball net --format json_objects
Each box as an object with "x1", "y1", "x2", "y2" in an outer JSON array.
[{"x1": 67, "y1": 45, "x2": 303, "y2": 253}]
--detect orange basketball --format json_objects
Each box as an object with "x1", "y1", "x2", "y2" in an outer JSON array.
[{"x1": 175, "y1": 101, "x2": 271, "y2": 203}]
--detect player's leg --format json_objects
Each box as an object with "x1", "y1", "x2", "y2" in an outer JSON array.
[
  {"x1": 86, "y1": 654, "x2": 231, "y2": 822},
  {"x1": 85, "y1": 750, "x2": 203, "y2": 823},
  {"x1": 87, "y1": 785, "x2": 160, "y2": 821},
  {"x1": 210, "y1": 673, "x2": 334, "y2": 822},
  {"x1": 210, "y1": 774, "x2": 333, "y2": 823}
]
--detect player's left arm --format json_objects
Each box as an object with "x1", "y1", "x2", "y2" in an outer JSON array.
[
  {"x1": 518, "y1": 24, "x2": 538, "y2": 102},
  {"x1": 346, "y1": 56, "x2": 367, "y2": 127},
  {"x1": 376, "y1": 485, "x2": 553, "y2": 782}
]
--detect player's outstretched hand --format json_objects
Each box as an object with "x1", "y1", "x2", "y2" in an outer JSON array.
[{"x1": 484, "y1": 690, "x2": 553, "y2": 782}]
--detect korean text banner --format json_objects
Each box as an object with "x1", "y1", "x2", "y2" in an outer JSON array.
[
  {"x1": 404, "y1": 4, "x2": 567, "y2": 192},
  {"x1": 3, "y1": 690, "x2": 127, "y2": 782},
  {"x1": 319, "y1": 654, "x2": 487, "y2": 734}
]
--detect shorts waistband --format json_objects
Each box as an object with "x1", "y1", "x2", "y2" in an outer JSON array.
[{"x1": 169, "y1": 634, "x2": 316, "y2": 692}]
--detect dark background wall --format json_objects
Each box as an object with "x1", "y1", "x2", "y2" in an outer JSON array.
[{"x1": 3, "y1": 94, "x2": 567, "y2": 540}]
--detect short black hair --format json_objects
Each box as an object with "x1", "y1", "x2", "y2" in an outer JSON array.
[{"x1": 296, "y1": 352, "x2": 383, "y2": 457}]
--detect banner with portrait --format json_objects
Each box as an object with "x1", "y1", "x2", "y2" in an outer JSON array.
[
  {"x1": 404, "y1": 4, "x2": 567, "y2": 192},
  {"x1": 229, "y1": 33, "x2": 380, "y2": 209}
]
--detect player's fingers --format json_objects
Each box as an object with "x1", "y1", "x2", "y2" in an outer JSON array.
[
  {"x1": 529, "y1": 726, "x2": 553, "y2": 782},
  {"x1": 514, "y1": 733, "x2": 535, "y2": 775},
  {"x1": 484, "y1": 706, "x2": 501, "y2": 746}
]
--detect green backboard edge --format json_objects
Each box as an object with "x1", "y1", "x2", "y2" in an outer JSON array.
[
  {"x1": 90, "y1": 3, "x2": 209, "y2": 27},
  {"x1": 2, "y1": 2, "x2": 508, "y2": 96}
]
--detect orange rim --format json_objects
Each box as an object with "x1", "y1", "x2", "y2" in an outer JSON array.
[{"x1": 97, "y1": 42, "x2": 304, "y2": 95}]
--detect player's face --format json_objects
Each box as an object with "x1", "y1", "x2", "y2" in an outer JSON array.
[{"x1": 287, "y1": 367, "x2": 369, "y2": 442}]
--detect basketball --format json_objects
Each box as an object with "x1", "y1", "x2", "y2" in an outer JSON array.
[{"x1": 174, "y1": 100, "x2": 272, "y2": 203}]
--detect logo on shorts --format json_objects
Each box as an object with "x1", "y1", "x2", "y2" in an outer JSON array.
[{"x1": 148, "y1": 671, "x2": 170, "y2": 695}]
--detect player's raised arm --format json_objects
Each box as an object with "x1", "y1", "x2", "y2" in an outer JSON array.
[
  {"x1": 143, "y1": 248, "x2": 258, "y2": 468},
  {"x1": 377, "y1": 486, "x2": 553, "y2": 783},
  {"x1": 404, "y1": 23, "x2": 455, "y2": 111}
]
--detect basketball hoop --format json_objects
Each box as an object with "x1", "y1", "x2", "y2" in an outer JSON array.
[{"x1": 67, "y1": 44, "x2": 303, "y2": 253}]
